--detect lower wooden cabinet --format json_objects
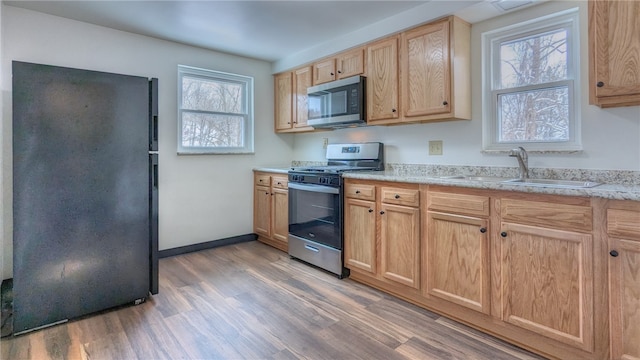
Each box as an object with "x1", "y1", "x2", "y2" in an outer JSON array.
[
  {"x1": 343, "y1": 183, "x2": 621, "y2": 359},
  {"x1": 344, "y1": 180, "x2": 421, "y2": 290},
  {"x1": 607, "y1": 203, "x2": 640, "y2": 360},
  {"x1": 253, "y1": 172, "x2": 288, "y2": 251}
]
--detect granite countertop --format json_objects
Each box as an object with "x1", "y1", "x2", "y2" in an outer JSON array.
[
  {"x1": 254, "y1": 163, "x2": 640, "y2": 201},
  {"x1": 342, "y1": 170, "x2": 640, "y2": 201},
  {"x1": 253, "y1": 166, "x2": 291, "y2": 174}
]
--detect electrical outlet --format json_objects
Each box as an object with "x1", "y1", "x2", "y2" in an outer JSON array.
[
  {"x1": 429, "y1": 140, "x2": 443, "y2": 155},
  {"x1": 322, "y1": 138, "x2": 329, "y2": 149}
]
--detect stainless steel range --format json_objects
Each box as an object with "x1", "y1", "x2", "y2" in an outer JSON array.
[{"x1": 288, "y1": 142, "x2": 384, "y2": 277}]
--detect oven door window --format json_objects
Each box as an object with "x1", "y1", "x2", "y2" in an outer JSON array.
[{"x1": 288, "y1": 186, "x2": 341, "y2": 249}]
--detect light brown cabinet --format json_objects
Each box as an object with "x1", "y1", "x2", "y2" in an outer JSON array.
[
  {"x1": 313, "y1": 48, "x2": 366, "y2": 85},
  {"x1": 497, "y1": 198, "x2": 594, "y2": 352},
  {"x1": 274, "y1": 67, "x2": 314, "y2": 133},
  {"x1": 293, "y1": 66, "x2": 314, "y2": 130},
  {"x1": 342, "y1": 182, "x2": 615, "y2": 359},
  {"x1": 253, "y1": 172, "x2": 288, "y2": 252},
  {"x1": 401, "y1": 16, "x2": 471, "y2": 121},
  {"x1": 607, "y1": 203, "x2": 640, "y2": 360},
  {"x1": 366, "y1": 37, "x2": 399, "y2": 123},
  {"x1": 274, "y1": 72, "x2": 293, "y2": 131},
  {"x1": 589, "y1": 0, "x2": 640, "y2": 107},
  {"x1": 425, "y1": 191, "x2": 490, "y2": 314},
  {"x1": 344, "y1": 180, "x2": 420, "y2": 289}
]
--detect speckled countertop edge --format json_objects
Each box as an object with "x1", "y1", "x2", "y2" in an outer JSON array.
[{"x1": 254, "y1": 163, "x2": 640, "y2": 201}]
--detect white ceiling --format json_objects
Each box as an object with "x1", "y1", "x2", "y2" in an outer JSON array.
[{"x1": 4, "y1": 0, "x2": 535, "y2": 63}]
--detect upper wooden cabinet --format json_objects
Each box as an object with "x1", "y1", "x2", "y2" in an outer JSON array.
[
  {"x1": 401, "y1": 16, "x2": 471, "y2": 121},
  {"x1": 367, "y1": 36, "x2": 400, "y2": 123},
  {"x1": 293, "y1": 66, "x2": 314, "y2": 129},
  {"x1": 313, "y1": 48, "x2": 366, "y2": 85},
  {"x1": 274, "y1": 72, "x2": 293, "y2": 131},
  {"x1": 589, "y1": 0, "x2": 640, "y2": 107},
  {"x1": 274, "y1": 67, "x2": 314, "y2": 133}
]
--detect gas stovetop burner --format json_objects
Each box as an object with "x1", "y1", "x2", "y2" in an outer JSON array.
[{"x1": 291, "y1": 165, "x2": 380, "y2": 174}]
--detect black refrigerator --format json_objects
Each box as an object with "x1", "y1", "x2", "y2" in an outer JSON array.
[{"x1": 11, "y1": 61, "x2": 159, "y2": 334}]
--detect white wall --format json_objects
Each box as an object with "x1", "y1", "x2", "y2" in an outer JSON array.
[
  {"x1": 1, "y1": 6, "x2": 294, "y2": 279},
  {"x1": 291, "y1": 1, "x2": 640, "y2": 171}
]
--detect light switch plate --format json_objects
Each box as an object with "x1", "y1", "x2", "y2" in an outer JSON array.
[{"x1": 429, "y1": 140, "x2": 443, "y2": 155}]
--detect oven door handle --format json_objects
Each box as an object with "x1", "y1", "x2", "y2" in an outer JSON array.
[{"x1": 288, "y1": 182, "x2": 340, "y2": 195}]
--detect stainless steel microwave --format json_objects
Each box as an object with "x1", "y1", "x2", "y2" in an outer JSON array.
[{"x1": 307, "y1": 75, "x2": 365, "y2": 129}]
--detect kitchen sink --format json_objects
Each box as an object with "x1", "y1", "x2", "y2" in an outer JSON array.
[
  {"x1": 502, "y1": 178, "x2": 602, "y2": 188},
  {"x1": 435, "y1": 175, "x2": 514, "y2": 182}
]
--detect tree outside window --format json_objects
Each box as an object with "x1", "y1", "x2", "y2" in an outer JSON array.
[
  {"x1": 178, "y1": 66, "x2": 254, "y2": 154},
  {"x1": 482, "y1": 8, "x2": 580, "y2": 152}
]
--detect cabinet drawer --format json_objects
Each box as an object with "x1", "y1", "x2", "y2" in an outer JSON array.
[
  {"x1": 501, "y1": 199, "x2": 592, "y2": 233},
  {"x1": 255, "y1": 174, "x2": 271, "y2": 186},
  {"x1": 607, "y1": 209, "x2": 640, "y2": 240},
  {"x1": 381, "y1": 187, "x2": 419, "y2": 207},
  {"x1": 272, "y1": 176, "x2": 288, "y2": 190},
  {"x1": 345, "y1": 183, "x2": 376, "y2": 200},
  {"x1": 428, "y1": 192, "x2": 489, "y2": 217}
]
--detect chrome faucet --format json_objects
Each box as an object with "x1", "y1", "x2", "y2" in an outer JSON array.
[{"x1": 509, "y1": 147, "x2": 529, "y2": 180}]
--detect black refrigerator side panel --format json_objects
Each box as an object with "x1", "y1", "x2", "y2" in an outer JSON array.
[
  {"x1": 149, "y1": 78, "x2": 158, "y2": 152},
  {"x1": 149, "y1": 153, "x2": 159, "y2": 295},
  {"x1": 12, "y1": 61, "x2": 150, "y2": 333}
]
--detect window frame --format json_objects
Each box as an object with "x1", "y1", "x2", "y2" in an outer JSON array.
[
  {"x1": 177, "y1": 65, "x2": 254, "y2": 154},
  {"x1": 481, "y1": 8, "x2": 581, "y2": 152}
]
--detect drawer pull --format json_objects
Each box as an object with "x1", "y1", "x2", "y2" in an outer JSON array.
[
  {"x1": 480, "y1": 228, "x2": 487, "y2": 233},
  {"x1": 610, "y1": 250, "x2": 619, "y2": 257},
  {"x1": 355, "y1": 190, "x2": 361, "y2": 194},
  {"x1": 380, "y1": 211, "x2": 385, "y2": 215},
  {"x1": 394, "y1": 194, "x2": 400, "y2": 199},
  {"x1": 368, "y1": 209, "x2": 374, "y2": 213},
  {"x1": 304, "y1": 245, "x2": 319, "y2": 253}
]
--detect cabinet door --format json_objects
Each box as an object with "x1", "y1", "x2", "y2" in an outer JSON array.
[
  {"x1": 402, "y1": 19, "x2": 451, "y2": 117},
  {"x1": 426, "y1": 212, "x2": 489, "y2": 314},
  {"x1": 271, "y1": 187, "x2": 289, "y2": 245},
  {"x1": 499, "y1": 222, "x2": 593, "y2": 351},
  {"x1": 274, "y1": 72, "x2": 293, "y2": 131},
  {"x1": 344, "y1": 198, "x2": 377, "y2": 274},
  {"x1": 254, "y1": 185, "x2": 271, "y2": 237},
  {"x1": 313, "y1": 59, "x2": 336, "y2": 85},
  {"x1": 380, "y1": 203, "x2": 420, "y2": 288},
  {"x1": 294, "y1": 66, "x2": 312, "y2": 128},
  {"x1": 337, "y1": 48, "x2": 365, "y2": 79},
  {"x1": 589, "y1": 0, "x2": 640, "y2": 107},
  {"x1": 608, "y1": 207, "x2": 640, "y2": 360},
  {"x1": 367, "y1": 37, "x2": 399, "y2": 123}
]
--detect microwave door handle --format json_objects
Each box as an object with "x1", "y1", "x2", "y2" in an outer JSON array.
[{"x1": 288, "y1": 182, "x2": 339, "y2": 195}]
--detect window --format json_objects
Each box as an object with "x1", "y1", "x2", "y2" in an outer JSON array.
[
  {"x1": 178, "y1": 65, "x2": 254, "y2": 154},
  {"x1": 482, "y1": 8, "x2": 580, "y2": 152}
]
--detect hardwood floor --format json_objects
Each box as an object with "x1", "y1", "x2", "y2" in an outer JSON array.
[{"x1": 1, "y1": 241, "x2": 543, "y2": 359}]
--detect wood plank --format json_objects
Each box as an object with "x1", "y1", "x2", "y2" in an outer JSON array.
[{"x1": 1, "y1": 241, "x2": 541, "y2": 359}]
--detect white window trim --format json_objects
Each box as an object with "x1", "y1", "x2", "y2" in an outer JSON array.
[
  {"x1": 481, "y1": 8, "x2": 581, "y2": 152},
  {"x1": 177, "y1": 65, "x2": 254, "y2": 155}
]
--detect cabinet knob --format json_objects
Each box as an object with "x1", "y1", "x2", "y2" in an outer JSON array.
[
  {"x1": 380, "y1": 210, "x2": 385, "y2": 215},
  {"x1": 330, "y1": 72, "x2": 335, "y2": 76},
  {"x1": 392, "y1": 108, "x2": 397, "y2": 113},
  {"x1": 277, "y1": 182, "x2": 282, "y2": 185},
  {"x1": 610, "y1": 250, "x2": 619, "y2": 257},
  {"x1": 500, "y1": 231, "x2": 507, "y2": 237},
  {"x1": 337, "y1": 70, "x2": 342, "y2": 74},
  {"x1": 368, "y1": 209, "x2": 374, "y2": 213},
  {"x1": 480, "y1": 228, "x2": 487, "y2": 233},
  {"x1": 394, "y1": 194, "x2": 400, "y2": 199},
  {"x1": 259, "y1": 179, "x2": 263, "y2": 182},
  {"x1": 265, "y1": 191, "x2": 269, "y2": 195},
  {"x1": 355, "y1": 190, "x2": 361, "y2": 194},
  {"x1": 597, "y1": 81, "x2": 605, "y2": 88},
  {"x1": 442, "y1": 101, "x2": 448, "y2": 106}
]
